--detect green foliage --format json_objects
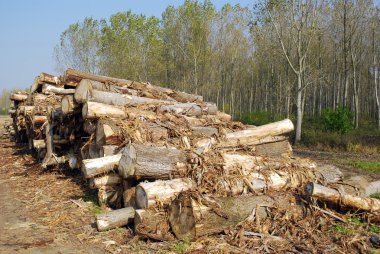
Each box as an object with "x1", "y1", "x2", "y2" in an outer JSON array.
[
  {"x1": 172, "y1": 238, "x2": 192, "y2": 253},
  {"x1": 322, "y1": 107, "x2": 353, "y2": 134},
  {"x1": 371, "y1": 192, "x2": 380, "y2": 199},
  {"x1": 370, "y1": 225, "x2": 380, "y2": 233},
  {"x1": 239, "y1": 111, "x2": 284, "y2": 126},
  {"x1": 349, "y1": 160, "x2": 380, "y2": 173}
]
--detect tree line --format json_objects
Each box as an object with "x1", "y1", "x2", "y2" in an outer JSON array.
[{"x1": 55, "y1": 0, "x2": 380, "y2": 142}]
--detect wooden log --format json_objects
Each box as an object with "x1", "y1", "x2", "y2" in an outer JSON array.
[
  {"x1": 191, "y1": 126, "x2": 218, "y2": 137},
  {"x1": 96, "y1": 207, "x2": 135, "y2": 232},
  {"x1": 65, "y1": 68, "x2": 202, "y2": 103},
  {"x1": 82, "y1": 101, "x2": 126, "y2": 119},
  {"x1": 82, "y1": 154, "x2": 122, "y2": 178},
  {"x1": 135, "y1": 178, "x2": 195, "y2": 209},
  {"x1": 39, "y1": 72, "x2": 61, "y2": 84},
  {"x1": 123, "y1": 180, "x2": 137, "y2": 208},
  {"x1": 41, "y1": 120, "x2": 53, "y2": 168},
  {"x1": 221, "y1": 119, "x2": 294, "y2": 147},
  {"x1": 61, "y1": 95, "x2": 79, "y2": 115},
  {"x1": 88, "y1": 143, "x2": 101, "y2": 159},
  {"x1": 305, "y1": 182, "x2": 380, "y2": 211},
  {"x1": 157, "y1": 103, "x2": 218, "y2": 116},
  {"x1": 100, "y1": 145, "x2": 119, "y2": 157},
  {"x1": 33, "y1": 139, "x2": 45, "y2": 150},
  {"x1": 98, "y1": 186, "x2": 123, "y2": 209},
  {"x1": 96, "y1": 123, "x2": 118, "y2": 146},
  {"x1": 42, "y1": 84, "x2": 75, "y2": 95},
  {"x1": 169, "y1": 193, "x2": 302, "y2": 240},
  {"x1": 75, "y1": 79, "x2": 138, "y2": 103},
  {"x1": 75, "y1": 81, "x2": 171, "y2": 106},
  {"x1": 254, "y1": 140, "x2": 292, "y2": 157},
  {"x1": 83, "y1": 120, "x2": 97, "y2": 134},
  {"x1": 32, "y1": 115, "x2": 47, "y2": 126},
  {"x1": 45, "y1": 155, "x2": 69, "y2": 167},
  {"x1": 134, "y1": 209, "x2": 174, "y2": 241},
  {"x1": 8, "y1": 109, "x2": 16, "y2": 115},
  {"x1": 118, "y1": 143, "x2": 187, "y2": 180},
  {"x1": 89, "y1": 174, "x2": 122, "y2": 189},
  {"x1": 10, "y1": 93, "x2": 28, "y2": 101}
]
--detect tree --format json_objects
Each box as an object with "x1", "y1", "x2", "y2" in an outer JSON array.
[
  {"x1": 260, "y1": 0, "x2": 324, "y2": 143},
  {"x1": 54, "y1": 18, "x2": 101, "y2": 74}
]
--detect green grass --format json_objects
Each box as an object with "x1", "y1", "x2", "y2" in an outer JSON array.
[
  {"x1": 370, "y1": 192, "x2": 380, "y2": 199},
  {"x1": 349, "y1": 161, "x2": 380, "y2": 173},
  {"x1": 171, "y1": 238, "x2": 192, "y2": 253}
]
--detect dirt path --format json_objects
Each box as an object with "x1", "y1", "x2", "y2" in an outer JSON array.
[
  {"x1": 294, "y1": 147, "x2": 380, "y2": 181},
  {"x1": 0, "y1": 140, "x2": 117, "y2": 254}
]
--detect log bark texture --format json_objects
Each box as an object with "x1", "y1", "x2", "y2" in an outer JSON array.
[
  {"x1": 96, "y1": 207, "x2": 135, "y2": 232},
  {"x1": 169, "y1": 193, "x2": 302, "y2": 240},
  {"x1": 118, "y1": 143, "x2": 187, "y2": 180},
  {"x1": 305, "y1": 182, "x2": 380, "y2": 211},
  {"x1": 135, "y1": 178, "x2": 195, "y2": 209},
  {"x1": 82, "y1": 154, "x2": 122, "y2": 178}
]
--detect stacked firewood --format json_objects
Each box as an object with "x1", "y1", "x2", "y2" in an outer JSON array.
[{"x1": 8, "y1": 69, "x2": 380, "y2": 242}]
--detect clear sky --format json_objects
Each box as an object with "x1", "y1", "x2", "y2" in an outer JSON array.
[{"x1": 0, "y1": 0, "x2": 253, "y2": 91}]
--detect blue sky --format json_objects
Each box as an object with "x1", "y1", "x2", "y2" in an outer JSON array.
[{"x1": 0, "y1": 0, "x2": 253, "y2": 91}]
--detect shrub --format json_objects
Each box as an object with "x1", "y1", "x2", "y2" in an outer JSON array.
[{"x1": 322, "y1": 107, "x2": 353, "y2": 134}]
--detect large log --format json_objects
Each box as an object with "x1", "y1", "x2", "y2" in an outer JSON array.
[
  {"x1": 254, "y1": 140, "x2": 292, "y2": 157},
  {"x1": 135, "y1": 178, "x2": 195, "y2": 209},
  {"x1": 61, "y1": 95, "x2": 79, "y2": 115},
  {"x1": 82, "y1": 101, "x2": 126, "y2": 119},
  {"x1": 305, "y1": 182, "x2": 380, "y2": 211},
  {"x1": 42, "y1": 84, "x2": 75, "y2": 95},
  {"x1": 96, "y1": 207, "x2": 135, "y2": 232},
  {"x1": 82, "y1": 154, "x2": 122, "y2": 178},
  {"x1": 221, "y1": 119, "x2": 294, "y2": 147},
  {"x1": 89, "y1": 174, "x2": 122, "y2": 189},
  {"x1": 157, "y1": 103, "x2": 218, "y2": 116},
  {"x1": 75, "y1": 83, "x2": 171, "y2": 106},
  {"x1": 118, "y1": 143, "x2": 187, "y2": 180},
  {"x1": 169, "y1": 193, "x2": 302, "y2": 240},
  {"x1": 33, "y1": 139, "x2": 70, "y2": 150},
  {"x1": 65, "y1": 68, "x2": 202, "y2": 103},
  {"x1": 10, "y1": 93, "x2": 28, "y2": 101}
]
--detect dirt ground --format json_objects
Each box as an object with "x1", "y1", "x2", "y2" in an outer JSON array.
[{"x1": 0, "y1": 116, "x2": 379, "y2": 253}]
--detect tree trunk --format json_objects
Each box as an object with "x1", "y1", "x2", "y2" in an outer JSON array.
[
  {"x1": 61, "y1": 95, "x2": 79, "y2": 115},
  {"x1": 10, "y1": 93, "x2": 28, "y2": 101},
  {"x1": 82, "y1": 101, "x2": 126, "y2": 119},
  {"x1": 135, "y1": 178, "x2": 195, "y2": 209},
  {"x1": 75, "y1": 83, "x2": 172, "y2": 106},
  {"x1": 82, "y1": 154, "x2": 122, "y2": 178},
  {"x1": 305, "y1": 182, "x2": 380, "y2": 211},
  {"x1": 169, "y1": 193, "x2": 302, "y2": 240},
  {"x1": 254, "y1": 140, "x2": 292, "y2": 157},
  {"x1": 42, "y1": 84, "x2": 75, "y2": 95},
  {"x1": 89, "y1": 174, "x2": 122, "y2": 189},
  {"x1": 222, "y1": 119, "x2": 294, "y2": 147},
  {"x1": 295, "y1": 74, "x2": 303, "y2": 144},
  {"x1": 96, "y1": 207, "x2": 135, "y2": 232},
  {"x1": 118, "y1": 143, "x2": 187, "y2": 180},
  {"x1": 157, "y1": 103, "x2": 218, "y2": 116}
]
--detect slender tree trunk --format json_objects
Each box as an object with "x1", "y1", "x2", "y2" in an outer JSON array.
[{"x1": 295, "y1": 73, "x2": 303, "y2": 144}]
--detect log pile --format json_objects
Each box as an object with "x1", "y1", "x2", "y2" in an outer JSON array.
[{"x1": 8, "y1": 69, "x2": 380, "y2": 243}]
